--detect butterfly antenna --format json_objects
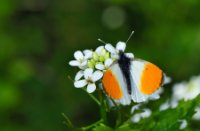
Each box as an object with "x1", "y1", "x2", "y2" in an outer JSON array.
[
  {"x1": 126, "y1": 31, "x2": 135, "y2": 44},
  {"x1": 98, "y1": 38, "x2": 106, "y2": 44}
]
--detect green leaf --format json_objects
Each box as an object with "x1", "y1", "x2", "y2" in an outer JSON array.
[
  {"x1": 122, "y1": 95, "x2": 200, "y2": 131},
  {"x1": 92, "y1": 124, "x2": 113, "y2": 131},
  {"x1": 145, "y1": 95, "x2": 200, "y2": 131},
  {"x1": 116, "y1": 122, "x2": 139, "y2": 131}
]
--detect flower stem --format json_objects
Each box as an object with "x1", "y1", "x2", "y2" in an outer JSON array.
[
  {"x1": 61, "y1": 113, "x2": 74, "y2": 129},
  {"x1": 88, "y1": 93, "x2": 101, "y2": 106},
  {"x1": 67, "y1": 75, "x2": 74, "y2": 82},
  {"x1": 83, "y1": 89, "x2": 101, "y2": 106}
]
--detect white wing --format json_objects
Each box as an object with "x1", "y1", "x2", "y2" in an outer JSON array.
[
  {"x1": 130, "y1": 60, "x2": 164, "y2": 103},
  {"x1": 104, "y1": 63, "x2": 132, "y2": 105}
]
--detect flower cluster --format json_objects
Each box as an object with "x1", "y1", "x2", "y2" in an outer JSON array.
[
  {"x1": 159, "y1": 75, "x2": 200, "y2": 130},
  {"x1": 69, "y1": 41, "x2": 134, "y2": 93},
  {"x1": 131, "y1": 104, "x2": 152, "y2": 123},
  {"x1": 160, "y1": 75, "x2": 200, "y2": 111}
]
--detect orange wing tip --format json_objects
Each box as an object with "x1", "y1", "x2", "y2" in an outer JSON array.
[
  {"x1": 102, "y1": 70, "x2": 123, "y2": 99},
  {"x1": 140, "y1": 63, "x2": 163, "y2": 95}
]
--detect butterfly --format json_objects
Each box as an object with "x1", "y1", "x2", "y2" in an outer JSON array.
[{"x1": 101, "y1": 32, "x2": 169, "y2": 105}]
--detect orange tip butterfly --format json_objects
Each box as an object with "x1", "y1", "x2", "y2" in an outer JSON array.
[{"x1": 101, "y1": 31, "x2": 169, "y2": 105}]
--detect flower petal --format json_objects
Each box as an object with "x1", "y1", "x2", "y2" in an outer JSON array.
[
  {"x1": 111, "y1": 54, "x2": 119, "y2": 59},
  {"x1": 80, "y1": 61, "x2": 87, "y2": 67},
  {"x1": 79, "y1": 65, "x2": 87, "y2": 70},
  {"x1": 105, "y1": 44, "x2": 116, "y2": 54},
  {"x1": 75, "y1": 70, "x2": 84, "y2": 81},
  {"x1": 87, "y1": 83, "x2": 96, "y2": 93},
  {"x1": 105, "y1": 58, "x2": 113, "y2": 67},
  {"x1": 74, "y1": 51, "x2": 84, "y2": 60},
  {"x1": 83, "y1": 49, "x2": 92, "y2": 55},
  {"x1": 170, "y1": 99, "x2": 178, "y2": 108},
  {"x1": 131, "y1": 114, "x2": 141, "y2": 123},
  {"x1": 74, "y1": 80, "x2": 87, "y2": 88},
  {"x1": 179, "y1": 119, "x2": 187, "y2": 130},
  {"x1": 95, "y1": 46, "x2": 104, "y2": 55},
  {"x1": 141, "y1": 109, "x2": 151, "y2": 118},
  {"x1": 69, "y1": 60, "x2": 80, "y2": 66},
  {"x1": 84, "y1": 68, "x2": 93, "y2": 79},
  {"x1": 91, "y1": 71, "x2": 103, "y2": 82},
  {"x1": 125, "y1": 53, "x2": 134, "y2": 59},
  {"x1": 84, "y1": 49, "x2": 93, "y2": 59},
  {"x1": 116, "y1": 41, "x2": 126, "y2": 52},
  {"x1": 95, "y1": 64, "x2": 105, "y2": 70},
  {"x1": 193, "y1": 107, "x2": 200, "y2": 120},
  {"x1": 159, "y1": 101, "x2": 170, "y2": 111},
  {"x1": 131, "y1": 104, "x2": 141, "y2": 114}
]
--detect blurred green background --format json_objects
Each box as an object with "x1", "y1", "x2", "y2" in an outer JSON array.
[{"x1": 0, "y1": 0, "x2": 200, "y2": 130}]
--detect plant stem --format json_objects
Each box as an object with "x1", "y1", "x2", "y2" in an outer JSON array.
[
  {"x1": 81, "y1": 119, "x2": 103, "y2": 130},
  {"x1": 110, "y1": 99, "x2": 122, "y2": 127},
  {"x1": 116, "y1": 109, "x2": 122, "y2": 127},
  {"x1": 61, "y1": 113, "x2": 74, "y2": 129},
  {"x1": 98, "y1": 90, "x2": 108, "y2": 124},
  {"x1": 87, "y1": 92, "x2": 101, "y2": 106}
]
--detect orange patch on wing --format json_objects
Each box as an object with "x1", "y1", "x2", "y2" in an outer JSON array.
[
  {"x1": 102, "y1": 69, "x2": 123, "y2": 99},
  {"x1": 140, "y1": 63, "x2": 163, "y2": 94}
]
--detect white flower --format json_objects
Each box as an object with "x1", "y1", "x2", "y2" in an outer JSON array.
[
  {"x1": 74, "y1": 68, "x2": 103, "y2": 93},
  {"x1": 172, "y1": 82, "x2": 189, "y2": 101},
  {"x1": 105, "y1": 41, "x2": 134, "y2": 59},
  {"x1": 160, "y1": 75, "x2": 200, "y2": 111},
  {"x1": 179, "y1": 119, "x2": 187, "y2": 130},
  {"x1": 159, "y1": 100, "x2": 170, "y2": 111},
  {"x1": 173, "y1": 76, "x2": 200, "y2": 101},
  {"x1": 140, "y1": 109, "x2": 152, "y2": 118},
  {"x1": 170, "y1": 99, "x2": 179, "y2": 109},
  {"x1": 131, "y1": 104, "x2": 141, "y2": 114},
  {"x1": 87, "y1": 46, "x2": 110, "y2": 69},
  {"x1": 93, "y1": 46, "x2": 110, "y2": 61},
  {"x1": 69, "y1": 50, "x2": 92, "y2": 69},
  {"x1": 131, "y1": 113, "x2": 141, "y2": 123},
  {"x1": 193, "y1": 106, "x2": 200, "y2": 120},
  {"x1": 131, "y1": 108, "x2": 152, "y2": 123},
  {"x1": 159, "y1": 99, "x2": 179, "y2": 111},
  {"x1": 74, "y1": 70, "x2": 84, "y2": 81},
  {"x1": 95, "y1": 58, "x2": 113, "y2": 71},
  {"x1": 95, "y1": 46, "x2": 105, "y2": 56},
  {"x1": 83, "y1": 49, "x2": 93, "y2": 59}
]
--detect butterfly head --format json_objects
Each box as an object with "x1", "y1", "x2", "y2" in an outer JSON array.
[{"x1": 118, "y1": 51, "x2": 131, "y2": 64}]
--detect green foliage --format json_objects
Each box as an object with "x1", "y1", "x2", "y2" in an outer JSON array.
[
  {"x1": 92, "y1": 124, "x2": 113, "y2": 131},
  {"x1": 0, "y1": 0, "x2": 200, "y2": 130},
  {"x1": 89, "y1": 96, "x2": 200, "y2": 131}
]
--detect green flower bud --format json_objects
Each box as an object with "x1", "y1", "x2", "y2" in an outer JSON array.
[
  {"x1": 91, "y1": 59, "x2": 96, "y2": 65},
  {"x1": 99, "y1": 56, "x2": 105, "y2": 62},
  {"x1": 92, "y1": 52, "x2": 99, "y2": 61},
  {"x1": 105, "y1": 52, "x2": 110, "y2": 59},
  {"x1": 87, "y1": 60, "x2": 94, "y2": 68},
  {"x1": 96, "y1": 62, "x2": 103, "y2": 65},
  {"x1": 101, "y1": 49, "x2": 106, "y2": 56}
]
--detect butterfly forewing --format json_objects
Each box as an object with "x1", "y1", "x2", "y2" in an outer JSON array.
[
  {"x1": 131, "y1": 60, "x2": 163, "y2": 95},
  {"x1": 102, "y1": 63, "x2": 131, "y2": 105}
]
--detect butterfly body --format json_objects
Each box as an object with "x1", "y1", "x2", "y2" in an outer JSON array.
[{"x1": 117, "y1": 51, "x2": 132, "y2": 94}]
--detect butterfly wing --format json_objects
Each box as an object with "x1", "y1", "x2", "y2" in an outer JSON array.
[
  {"x1": 102, "y1": 63, "x2": 131, "y2": 105},
  {"x1": 130, "y1": 59, "x2": 164, "y2": 102}
]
